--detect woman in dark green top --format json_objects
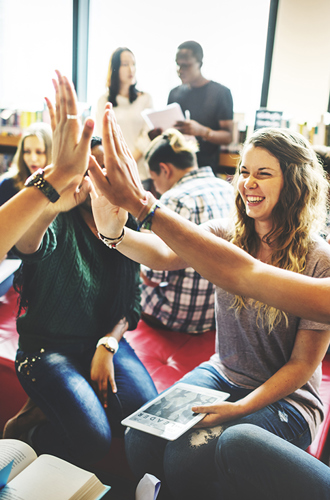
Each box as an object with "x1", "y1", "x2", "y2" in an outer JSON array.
[{"x1": 4, "y1": 138, "x2": 157, "y2": 467}]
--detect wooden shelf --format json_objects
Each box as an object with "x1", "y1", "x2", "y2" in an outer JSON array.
[
  {"x1": 0, "y1": 135, "x2": 21, "y2": 148},
  {"x1": 219, "y1": 152, "x2": 240, "y2": 169}
]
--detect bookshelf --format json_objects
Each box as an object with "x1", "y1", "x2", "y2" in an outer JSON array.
[{"x1": 0, "y1": 135, "x2": 20, "y2": 149}]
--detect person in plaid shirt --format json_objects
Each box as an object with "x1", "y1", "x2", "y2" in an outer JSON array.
[{"x1": 141, "y1": 129, "x2": 234, "y2": 333}]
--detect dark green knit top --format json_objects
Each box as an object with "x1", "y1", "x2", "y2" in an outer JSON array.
[{"x1": 14, "y1": 208, "x2": 141, "y2": 352}]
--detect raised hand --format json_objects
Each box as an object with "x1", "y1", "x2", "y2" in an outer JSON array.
[
  {"x1": 88, "y1": 103, "x2": 149, "y2": 219},
  {"x1": 44, "y1": 70, "x2": 94, "y2": 193},
  {"x1": 88, "y1": 158, "x2": 128, "y2": 238}
]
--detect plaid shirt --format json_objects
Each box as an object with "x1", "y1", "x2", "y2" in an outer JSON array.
[{"x1": 141, "y1": 167, "x2": 234, "y2": 333}]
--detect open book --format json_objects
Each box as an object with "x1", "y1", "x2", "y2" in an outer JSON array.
[
  {"x1": 0, "y1": 439, "x2": 110, "y2": 500},
  {"x1": 122, "y1": 383, "x2": 229, "y2": 441}
]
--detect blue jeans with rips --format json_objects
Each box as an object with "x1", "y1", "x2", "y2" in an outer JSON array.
[
  {"x1": 125, "y1": 362, "x2": 312, "y2": 500},
  {"x1": 216, "y1": 424, "x2": 330, "y2": 500},
  {"x1": 15, "y1": 337, "x2": 157, "y2": 467}
]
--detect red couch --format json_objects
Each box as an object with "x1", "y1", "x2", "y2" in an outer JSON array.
[{"x1": 1, "y1": 286, "x2": 330, "y2": 472}]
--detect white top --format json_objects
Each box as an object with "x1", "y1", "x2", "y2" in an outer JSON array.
[{"x1": 95, "y1": 91, "x2": 153, "y2": 180}]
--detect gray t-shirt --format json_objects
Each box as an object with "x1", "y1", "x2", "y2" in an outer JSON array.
[{"x1": 204, "y1": 219, "x2": 330, "y2": 440}]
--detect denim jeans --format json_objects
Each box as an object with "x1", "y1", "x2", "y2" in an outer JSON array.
[
  {"x1": 16, "y1": 337, "x2": 157, "y2": 467},
  {"x1": 216, "y1": 424, "x2": 330, "y2": 500},
  {"x1": 125, "y1": 362, "x2": 311, "y2": 500}
]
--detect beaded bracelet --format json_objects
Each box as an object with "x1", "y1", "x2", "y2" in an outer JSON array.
[
  {"x1": 98, "y1": 227, "x2": 125, "y2": 249},
  {"x1": 137, "y1": 201, "x2": 161, "y2": 231}
]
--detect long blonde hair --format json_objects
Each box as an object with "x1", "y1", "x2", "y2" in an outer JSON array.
[
  {"x1": 7, "y1": 123, "x2": 52, "y2": 191},
  {"x1": 231, "y1": 127, "x2": 329, "y2": 330}
]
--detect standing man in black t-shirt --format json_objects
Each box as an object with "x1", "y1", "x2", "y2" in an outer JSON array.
[{"x1": 168, "y1": 40, "x2": 234, "y2": 172}]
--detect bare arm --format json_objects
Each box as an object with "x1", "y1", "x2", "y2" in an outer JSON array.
[
  {"x1": 0, "y1": 71, "x2": 94, "y2": 260},
  {"x1": 174, "y1": 118, "x2": 233, "y2": 145},
  {"x1": 88, "y1": 104, "x2": 330, "y2": 325},
  {"x1": 88, "y1": 155, "x2": 187, "y2": 271},
  {"x1": 193, "y1": 328, "x2": 330, "y2": 426},
  {"x1": 90, "y1": 318, "x2": 128, "y2": 408}
]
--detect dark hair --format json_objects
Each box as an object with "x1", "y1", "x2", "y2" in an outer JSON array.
[
  {"x1": 91, "y1": 136, "x2": 102, "y2": 150},
  {"x1": 106, "y1": 47, "x2": 139, "y2": 107},
  {"x1": 145, "y1": 129, "x2": 198, "y2": 174},
  {"x1": 177, "y1": 41, "x2": 203, "y2": 66}
]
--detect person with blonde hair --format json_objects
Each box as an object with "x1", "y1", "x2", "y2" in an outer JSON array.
[
  {"x1": 94, "y1": 47, "x2": 152, "y2": 185},
  {"x1": 141, "y1": 128, "x2": 234, "y2": 333},
  {"x1": 0, "y1": 122, "x2": 52, "y2": 205},
  {"x1": 88, "y1": 115, "x2": 330, "y2": 499}
]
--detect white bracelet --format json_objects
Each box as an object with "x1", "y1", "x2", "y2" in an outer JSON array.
[{"x1": 98, "y1": 227, "x2": 125, "y2": 249}]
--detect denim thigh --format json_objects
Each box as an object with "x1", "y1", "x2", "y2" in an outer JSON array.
[
  {"x1": 126, "y1": 362, "x2": 311, "y2": 500},
  {"x1": 15, "y1": 338, "x2": 157, "y2": 466}
]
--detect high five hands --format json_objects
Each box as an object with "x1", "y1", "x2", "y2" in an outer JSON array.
[{"x1": 88, "y1": 103, "x2": 148, "y2": 219}]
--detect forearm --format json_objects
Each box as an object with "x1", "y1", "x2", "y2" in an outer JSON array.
[
  {"x1": 15, "y1": 204, "x2": 58, "y2": 254},
  {"x1": 148, "y1": 207, "x2": 330, "y2": 324},
  {"x1": 105, "y1": 318, "x2": 128, "y2": 342},
  {"x1": 115, "y1": 227, "x2": 187, "y2": 271},
  {"x1": 200, "y1": 127, "x2": 232, "y2": 145},
  {"x1": 233, "y1": 359, "x2": 316, "y2": 419},
  {"x1": 0, "y1": 188, "x2": 51, "y2": 260}
]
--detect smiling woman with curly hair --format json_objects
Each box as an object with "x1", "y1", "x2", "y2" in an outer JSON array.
[{"x1": 93, "y1": 123, "x2": 330, "y2": 500}]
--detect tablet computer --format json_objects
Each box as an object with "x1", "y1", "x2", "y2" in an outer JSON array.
[{"x1": 121, "y1": 383, "x2": 229, "y2": 441}]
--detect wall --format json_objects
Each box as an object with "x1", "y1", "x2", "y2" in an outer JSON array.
[{"x1": 267, "y1": 0, "x2": 330, "y2": 127}]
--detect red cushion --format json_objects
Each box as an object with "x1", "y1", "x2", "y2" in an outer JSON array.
[
  {"x1": 307, "y1": 353, "x2": 330, "y2": 460},
  {"x1": 125, "y1": 320, "x2": 216, "y2": 393},
  {"x1": 1, "y1": 286, "x2": 330, "y2": 465}
]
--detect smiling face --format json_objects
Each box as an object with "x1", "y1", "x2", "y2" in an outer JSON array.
[
  {"x1": 118, "y1": 50, "x2": 136, "y2": 87},
  {"x1": 237, "y1": 145, "x2": 284, "y2": 230},
  {"x1": 23, "y1": 135, "x2": 47, "y2": 174}
]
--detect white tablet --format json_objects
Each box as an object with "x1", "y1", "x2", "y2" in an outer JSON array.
[{"x1": 121, "y1": 383, "x2": 229, "y2": 441}]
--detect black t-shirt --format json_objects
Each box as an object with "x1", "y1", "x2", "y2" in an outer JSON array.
[{"x1": 168, "y1": 81, "x2": 233, "y2": 170}]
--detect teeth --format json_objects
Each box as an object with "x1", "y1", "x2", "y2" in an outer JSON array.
[{"x1": 247, "y1": 196, "x2": 264, "y2": 203}]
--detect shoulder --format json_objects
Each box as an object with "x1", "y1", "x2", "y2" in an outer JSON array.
[
  {"x1": 168, "y1": 85, "x2": 187, "y2": 101},
  {"x1": 136, "y1": 91, "x2": 153, "y2": 109},
  {"x1": 305, "y1": 236, "x2": 330, "y2": 278},
  {"x1": 0, "y1": 174, "x2": 15, "y2": 188},
  {"x1": 208, "y1": 81, "x2": 232, "y2": 97},
  {"x1": 0, "y1": 175, "x2": 18, "y2": 204}
]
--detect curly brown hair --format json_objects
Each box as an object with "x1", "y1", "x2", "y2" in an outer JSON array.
[{"x1": 230, "y1": 127, "x2": 329, "y2": 330}]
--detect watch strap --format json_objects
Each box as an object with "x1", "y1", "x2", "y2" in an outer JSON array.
[
  {"x1": 25, "y1": 168, "x2": 60, "y2": 203},
  {"x1": 96, "y1": 336, "x2": 119, "y2": 354}
]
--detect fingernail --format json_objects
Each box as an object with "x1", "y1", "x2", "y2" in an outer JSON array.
[{"x1": 85, "y1": 118, "x2": 94, "y2": 128}]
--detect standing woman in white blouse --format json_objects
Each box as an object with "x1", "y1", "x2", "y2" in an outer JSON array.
[{"x1": 95, "y1": 47, "x2": 153, "y2": 186}]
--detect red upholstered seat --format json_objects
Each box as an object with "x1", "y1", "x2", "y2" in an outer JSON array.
[
  {"x1": 307, "y1": 354, "x2": 330, "y2": 462},
  {"x1": 1, "y1": 286, "x2": 330, "y2": 471},
  {"x1": 125, "y1": 320, "x2": 216, "y2": 393}
]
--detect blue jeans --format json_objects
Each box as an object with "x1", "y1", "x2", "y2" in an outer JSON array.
[
  {"x1": 125, "y1": 362, "x2": 311, "y2": 500},
  {"x1": 216, "y1": 424, "x2": 330, "y2": 500},
  {"x1": 16, "y1": 337, "x2": 157, "y2": 467}
]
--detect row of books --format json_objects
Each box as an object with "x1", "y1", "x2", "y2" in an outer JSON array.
[{"x1": 0, "y1": 108, "x2": 50, "y2": 134}]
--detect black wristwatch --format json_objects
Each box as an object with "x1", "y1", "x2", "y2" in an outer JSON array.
[{"x1": 25, "y1": 168, "x2": 60, "y2": 203}]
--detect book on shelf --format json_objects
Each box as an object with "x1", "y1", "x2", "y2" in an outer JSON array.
[
  {"x1": 122, "y1": 383, "x2": 229, "y2": 441},
  {"x1": 0, "y1": 439, "x2": 110, "y2": 500}
]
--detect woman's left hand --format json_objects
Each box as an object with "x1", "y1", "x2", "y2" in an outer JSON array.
[
  {"x1": 88, "y1": 159, "x2": 128, "y2": 238},
  {"x1": 90, "y1": 347, "x2": 116, "y2": 409},
  {"x1": 192, "y1": 401, "x2": 242, "y2": 428}
]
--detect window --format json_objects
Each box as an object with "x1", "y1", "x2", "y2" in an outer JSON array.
[
  {"x1": 0, "y1": 0, "x2": 72, "y2": 111},
  {"x1": 87, "y1": 0, "x2": 270, "y2": 124}
]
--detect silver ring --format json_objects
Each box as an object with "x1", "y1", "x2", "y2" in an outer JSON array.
[{"x1": 67, "y1": 114, "x2": 79, "y2": 120}]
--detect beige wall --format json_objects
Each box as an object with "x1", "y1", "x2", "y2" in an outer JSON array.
[{"x1": 267, "y1": 0, "x2": 330, "y2": 126}]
